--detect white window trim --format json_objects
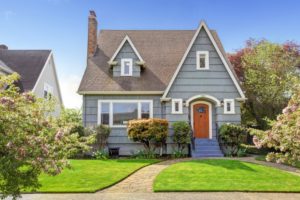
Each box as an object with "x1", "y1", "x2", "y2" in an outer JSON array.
[
  {"x1": 171, "y1": 99, "x2": 183, "y2": 114},
  {"x1": 196, "y1": 51, "x2": 209, "y2": 70},
  {"x1": 224, "y1": 99, "x2": 235, "y2": 114},
  {"x1": 97, "y1": 100, "x2": 153, "y2": 128},
  {"x1": 44, "y1": 82, "x2": 53, "y2": 98},
  {"x1": 121, "y1": 58, "x2": 133, "y2": 76}
]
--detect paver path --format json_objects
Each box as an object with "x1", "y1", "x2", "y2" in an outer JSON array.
[{"x1": 101, "y1": 158, "x2": 191, "y2": 193}]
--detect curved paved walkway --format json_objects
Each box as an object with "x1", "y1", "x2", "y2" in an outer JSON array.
[{"x1": 101, "y1": 158, "x2": 191, "y2": 193}]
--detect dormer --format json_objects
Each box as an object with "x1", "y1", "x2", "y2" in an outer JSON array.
[{"x1": 108, "y1": 35, "x2": 145, "y2": 77}]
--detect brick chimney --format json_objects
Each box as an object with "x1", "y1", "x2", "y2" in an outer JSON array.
[{"x1": 87, "y1": 10, "x2": 98, "y2": 57}]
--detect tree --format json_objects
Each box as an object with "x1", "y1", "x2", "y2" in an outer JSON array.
[
  {"x1": 59, "y1": 108, "x2": 84, "y2": 137},
  {"x1": 0, "y1": 73, "x2": 94, "y2": 199},
  {"x1": 252, "y1": 86, "x2": 300, "y2": 166},
  {"x1": 229, "y1": 40, "x2": 300, "y2": 129},
  {"x1": 172, "y1": 121, "x2": 191, "y2": 153}
]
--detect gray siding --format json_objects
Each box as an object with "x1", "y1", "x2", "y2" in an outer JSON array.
[
  {"x1": 32, "y1": 55, "x2": 62, "y2": 116},
  {"x1": 166, "y1": 28, "x2": 241, "y2": 138},
  {"x1": 113, "y1": 41, "x2": 141, "y2": 77}
]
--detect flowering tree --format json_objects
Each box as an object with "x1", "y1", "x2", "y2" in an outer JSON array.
[
  {"x1": 252, "y1": 86, "x2": 300, "y2": 166},
  {"x1": 0, "y1": 73, "x2": 94, "y2": 199},
  {"x1": 229, "y1": 40, "x2": 300, "y2": 129}
]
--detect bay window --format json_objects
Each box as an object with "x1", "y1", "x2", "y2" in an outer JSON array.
[{"x1": 98, "y1": 100, "x2": 153, "y2": 127}]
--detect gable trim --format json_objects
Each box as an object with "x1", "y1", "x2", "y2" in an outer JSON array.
[
  {"x1": 162, "y1": 21, "x2": 245, "y2": 99},
  {"x1": 32, "y1": 52, "x2": 63, "y2": 106},
  {"x1": 109, "y1": 35, "x2": 144, "y2": 63}
]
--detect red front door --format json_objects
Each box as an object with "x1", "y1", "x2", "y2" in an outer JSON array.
[{"x1": 193, "y1": 103, "x2": 209, "y2": 138}]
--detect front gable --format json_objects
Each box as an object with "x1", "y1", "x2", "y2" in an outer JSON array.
[
  {"x1": 162, "y1": 21, "x2": 245, "y2": 99},
  {"x1": 109, "y1": 35, "x2": 145, "y2": 77}
]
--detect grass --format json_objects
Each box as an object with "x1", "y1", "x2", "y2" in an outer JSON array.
[
  {"x1": 35, "y1": 159, "x2": 158, "y2": 193},
  {"x1": 255, "y1": 155, "x2": 300, "y2": 169},
  {"x1": 154, "y1": 159, "x2": 300, "y2": 192}
]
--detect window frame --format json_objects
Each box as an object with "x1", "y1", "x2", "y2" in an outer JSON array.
[
  {"x1": 43, "y1": 82, "x2": 53, "y2": 99},
  {"x1": 97, "y1": 100, "x2": 153, "y2": 127},
  {"x1": 224, "y1": 99, "x2": 235, "y2": 114},
  {"x1": 196, "y1": 51, "x2": 209, "y2": 70},
  {"x1": 121, "y1": 58, "x2": 133, "y2": 76},
  {"x1": 171, "y1": 98, "x2": 183, "y2": 114}
]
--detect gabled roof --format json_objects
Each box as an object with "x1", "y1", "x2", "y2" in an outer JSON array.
[
  {"x1": 162, "y1": 21, "x2": 245, "y2": 98},
  {"x1": 0, "y1": 59, "x2": 14, "y2": 74},
  {"x1": 78, "y1": 25, "x2": 243, "y2": 96},
  {"x1": 109, "y1": 35, "x2": 144, "y2": 63},
  {"x1": 0, "y1": 49, "x2": 51, "y2": 92}
]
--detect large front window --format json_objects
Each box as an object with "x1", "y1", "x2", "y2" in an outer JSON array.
[{"x1": 98, "y1": 100, "x2": 153, "y2": 127}]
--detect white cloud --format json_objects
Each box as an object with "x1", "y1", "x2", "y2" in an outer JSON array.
[{"x1": 59, "y1": 74, "x2": 82, "y2": 109}]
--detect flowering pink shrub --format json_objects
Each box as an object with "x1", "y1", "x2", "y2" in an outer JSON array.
[
  {"x1": 0, "y1": 73, "x2": 94, "y2": 199},
  {"x1": 251, "y1": 87, "x2": 300, "y2": 166}
]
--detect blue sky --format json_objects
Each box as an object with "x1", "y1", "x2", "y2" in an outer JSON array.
[{"x1": 1, "y1": 0, "x2": 300, "y2": 108}]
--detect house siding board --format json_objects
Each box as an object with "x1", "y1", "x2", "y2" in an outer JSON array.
[
  {"x1": 113, "y1": 41, "x2": 141, "y2": 77},
  {"x1": 166, "y1": 28, "x2": 241, "y2": 138}
]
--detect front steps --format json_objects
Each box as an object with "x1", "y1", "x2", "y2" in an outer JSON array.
[{"x1": 191, "y1": 139, "x2": 224, "y2": 158}]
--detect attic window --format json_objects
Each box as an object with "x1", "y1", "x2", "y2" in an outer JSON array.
[
  {"x1": 196, "y1": 51, "x2": 209, "y2": 70},
  {"x1": 44, "y1": 83, "x2": 53, "y2": 99},
  {"x1": 224, "y1": 99, "x2": 235, "y2": 114},
  {"x1": 121, "y1": 58, "x2": 133, "y2": 76}
]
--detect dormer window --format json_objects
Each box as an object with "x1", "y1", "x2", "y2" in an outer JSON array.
[
  {"x1": 196, "y1": 51, "x2": 209, "y2": 70},
  {"x1": 121, "y1": 58, "x2": 133, "y2": 76}
]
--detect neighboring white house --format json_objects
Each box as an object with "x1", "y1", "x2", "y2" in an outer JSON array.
[{"x1": 0, "y1": 45, "x2": 63, "y2": 115}]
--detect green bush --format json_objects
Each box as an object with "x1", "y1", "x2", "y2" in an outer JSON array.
[
  {"x1": 130, "y1": 149, "x2": 157, "y2": 159},
  {"x1": 219, "y1": 123, "x2": 248, "y2": 156},
  {"x1": 127, "y1": 118, "x2": 168, "y2": 154},
  {"x1": 171, "y1": 150, "x2": 188, "y2": 158},
  {"x1": 172, "y1": 121, "x2": 191, "y2": 153},
  {"x1": 95, "y1": 125, "x2": 111, "y2": 150},
  {"x1": 93, "y1": 150, "x2": 109, "y2": 160}
]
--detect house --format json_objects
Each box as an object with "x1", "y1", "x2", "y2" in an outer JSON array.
[
  {"x1": 78, "y1": 11, "x2": 246, "y2": 157},
  {"x1": 0, "y1": 45, "x2": 63, "y2": 115}
]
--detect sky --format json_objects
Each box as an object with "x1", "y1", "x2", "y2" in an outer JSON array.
[{"x1": 1, "y1": 0, "x2": 300, "y2": 108}]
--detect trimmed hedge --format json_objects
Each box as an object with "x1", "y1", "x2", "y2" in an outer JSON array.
[{"x1": 127, "y1": 118, "x2": 168, "y2": 152}]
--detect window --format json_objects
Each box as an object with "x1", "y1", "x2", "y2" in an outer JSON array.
[
  {"x1": 196, "y1": 51, "x2": 209, "y2": 70},
  {"x1": 224, "y1": 99, "x2": 235, "y2": 114},
  {"x1": 121, "y1": 58, "x2": 133, "y2": 76},
  {"x1": 98, "y1": 100, "x2": 153, "y2": 127},
  {"x1": 172, "y1": 99, "x2": 183, "y2": 114},
  {"x1": 100, "y1": 103, "x2": 110, "y2": 125},
  {"x1": 43, "y1": 83, "x2": 53, "y2": 99}
]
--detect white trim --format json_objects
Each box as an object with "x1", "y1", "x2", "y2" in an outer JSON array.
[
  {"x1": 190, "y1": 101, "x2": 212, "y2": 139},
  {"x1": 97, "y1": 99, "x2": 153, "y2": 128},
  {"x1": 196, "y1": 51, "x2": 209, "y2": 70},
  {"x1": 171, "y1": 98, "x2": 183, "y2": 114},
  {"x1": 162, "y1": 21, "x2": 245, "y2": 99},
  {"x1": 32, "y1": 52, "x2": 63, "y2": 106},
  {"x1": 121, "y1": 58, "x2": 133, "y2": 76},
  {"x1": 78, "y1": 91, "x2": 164, "y2": 95},
  {"x1": 185, "y1": 94, "x2": 221, "y2": 107},
  {"x1": 224, "y1": 99, "x2": 235, "y2": 114},
  {"x1": 109, "y1": 35, "x2": 144, "y2": 63}
]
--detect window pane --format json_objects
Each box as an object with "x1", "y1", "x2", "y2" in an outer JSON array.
[
  {"x1": 124, "y1": 61, "x2": 130, "y2": 74},
  {"x1": 226, "y1": 102, "x2": 231, "y2": 112},
  {"x1": 101, "y1": 103, "x2": 109, "y2": 125},
  {"x1": 200, "y1": 54, "x2": 206, "y2": 68},
  {"x1": 141, "y1": 102, "x2": 150, "y2": 119},
  {"x1": 175, "y1": 102, "x2": 179, "y2": 112},
  {"x1": 113, "y1": 103, "x2": 138, "y2": 125}
]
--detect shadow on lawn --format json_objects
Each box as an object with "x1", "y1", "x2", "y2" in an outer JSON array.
[{"x1": 190, "y1": 159, "x2": 257, "y2": 172}]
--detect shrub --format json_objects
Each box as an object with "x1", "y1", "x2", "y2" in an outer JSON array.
[
  {"x1": 130, "y1": 149, "x2": 157, "y2": 159},
  {"x1": 95, "y1": 125, "x2": 111, "y2": 150},
  {"x1": 127, "y1": 118, "x2": 168, "y2": 154},
  {"x1": 93, "y1": 150, "x2": 109, "y2": 160},
  {"x1": 172, "y1": 121, "x2": 191, "y2": 153},
  {"x1": 218, "y1": 123, "x2": 248, "y2": 156},
  {"x1": 251, "y1": 87, "x2": 300, "y2": 166},
  {"x1": 172, "y1": 150, "x2": 188, "y2": 158}
]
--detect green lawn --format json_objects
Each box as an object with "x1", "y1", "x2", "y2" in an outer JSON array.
[
  {"x1": 35, "y1": 159, "x2": 158, "y2": 193},
  {"x1": 255, "y1": 155, "x2": 300, "y2": 169},
  {"x1": 154, "y1": 159, "x2": 300, "y2": 192}
]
